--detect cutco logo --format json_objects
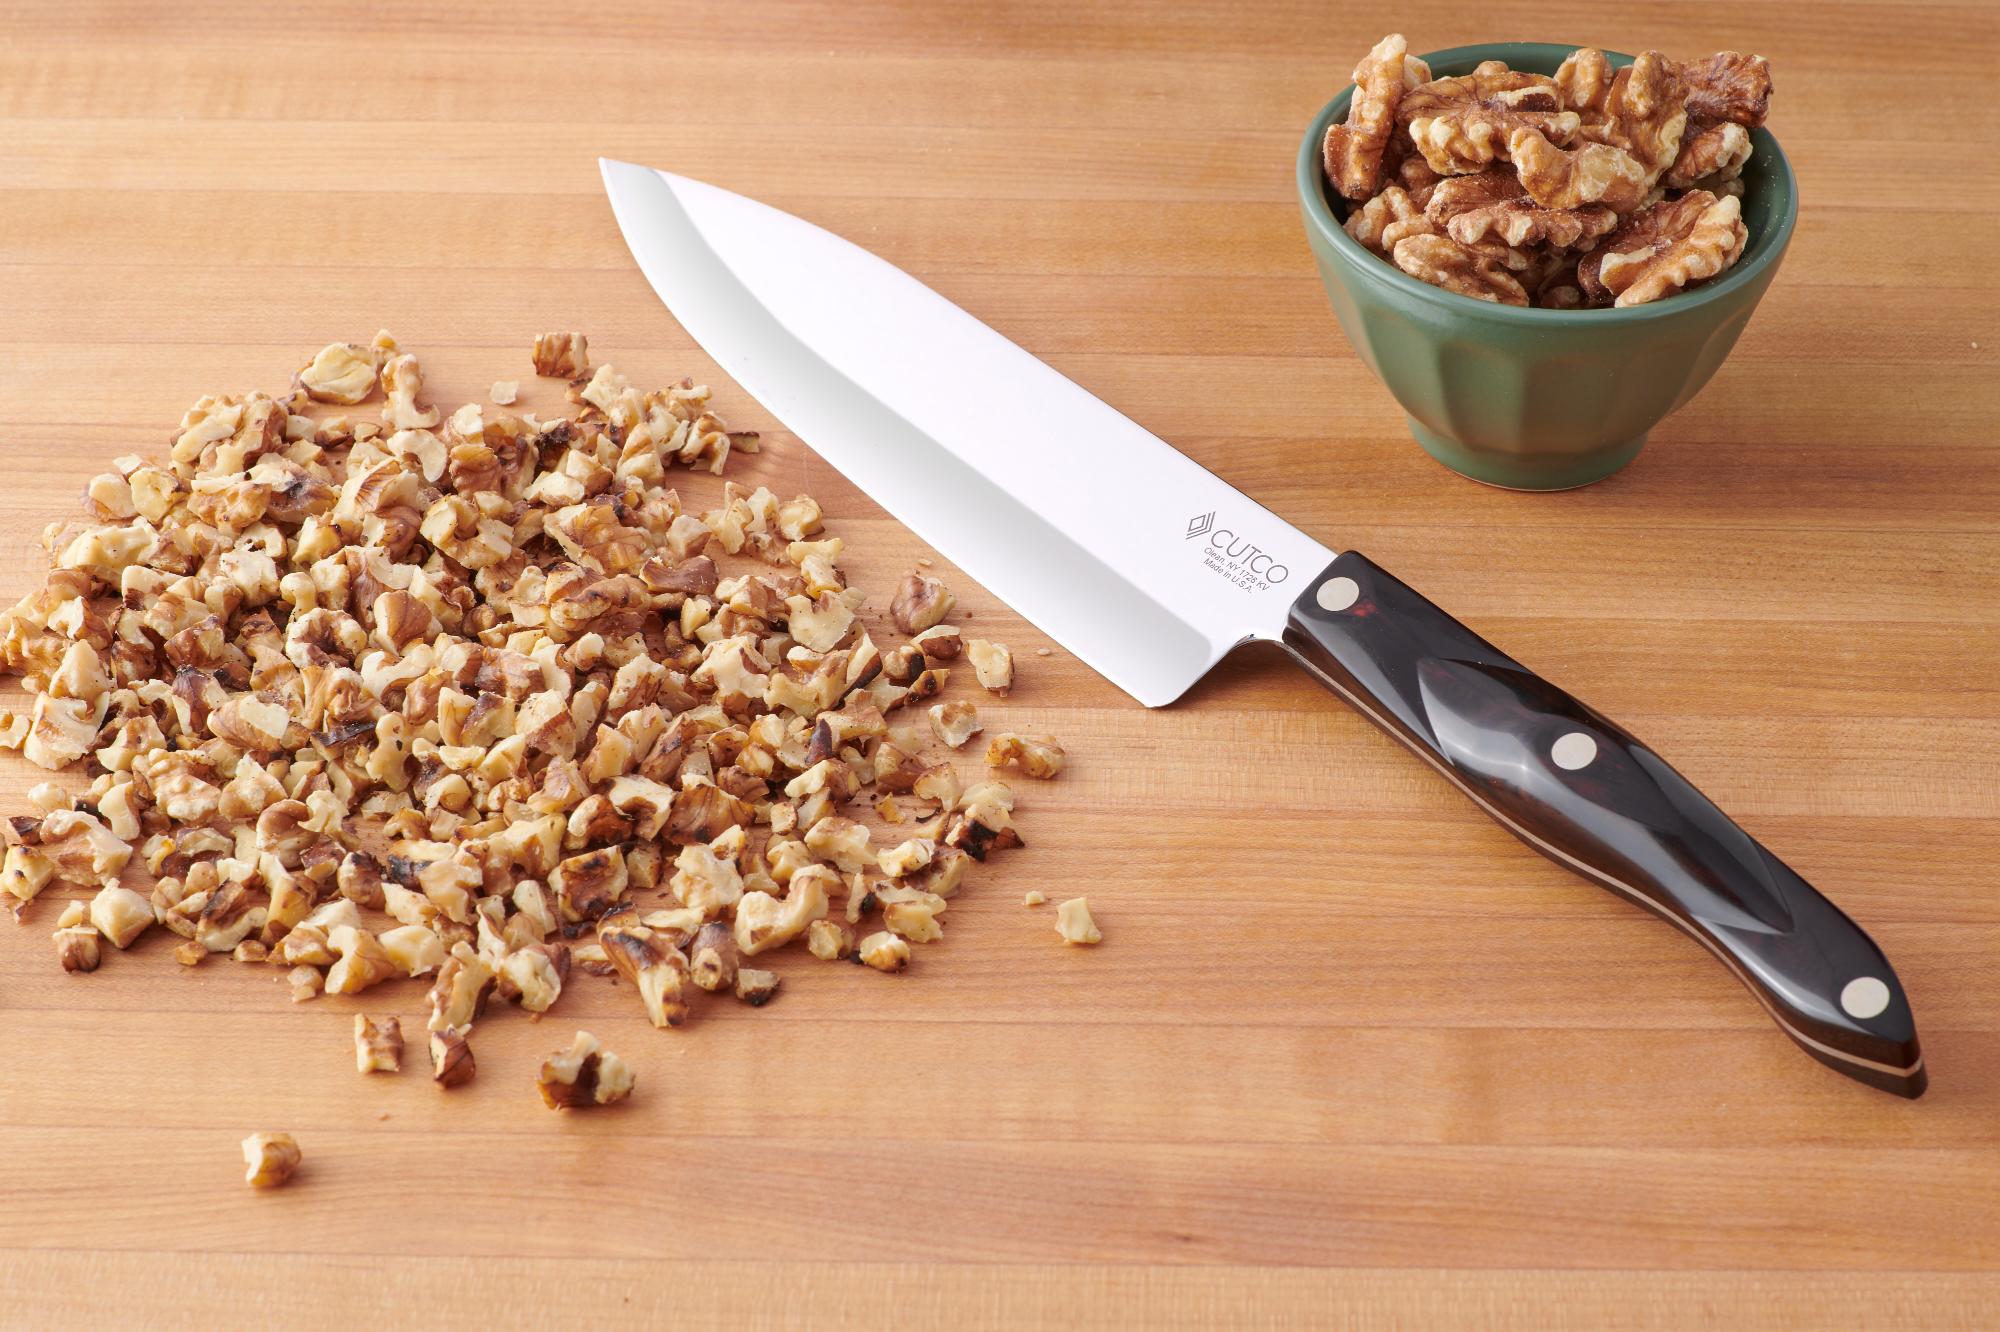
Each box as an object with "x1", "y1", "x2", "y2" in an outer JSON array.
[{"x1": 1186, "y1": 511, "x2": 1289, "y2": 592}]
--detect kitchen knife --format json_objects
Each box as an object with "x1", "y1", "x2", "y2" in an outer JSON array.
[{"x1": 599, "y1": 159, "x2": 1925, "y2": 1099}]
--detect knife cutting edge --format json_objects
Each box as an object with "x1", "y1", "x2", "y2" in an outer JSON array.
[{"x1": 598, "y1": 158, "x2": 1925, "y2": 1098}]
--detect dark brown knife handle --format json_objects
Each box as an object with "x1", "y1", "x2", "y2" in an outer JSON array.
[{"x1": 1281, "y1": 552, "x2": 1925, "y2": 1098}]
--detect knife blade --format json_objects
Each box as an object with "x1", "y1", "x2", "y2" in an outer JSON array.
[{"x1": 600, "y1": 158, "x2": 1925, "y2": 1099}]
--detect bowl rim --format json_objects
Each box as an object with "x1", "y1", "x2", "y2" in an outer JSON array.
[{"x1": 1296, "y1": 41, "x2": 1798, "y2": 323}]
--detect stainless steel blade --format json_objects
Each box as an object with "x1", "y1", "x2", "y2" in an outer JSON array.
[{"x1": 600, "y1": 159, "x2": 1333, "y2": 706}]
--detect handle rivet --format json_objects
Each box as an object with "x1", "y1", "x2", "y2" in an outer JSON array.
[
  {"x1": 1551, "y1": 731, "x2": 1597, "y2": 770},
  {"x1": 1316, "y1": 576, "x2": 1360, "y2": 612},
  {"x1": 1840, "y1": 977, "x2": 1891, "y2": 1020}
]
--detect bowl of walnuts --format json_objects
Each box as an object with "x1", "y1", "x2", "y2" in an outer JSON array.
[{"x1": 1297, "y1": 38, "x2": 1793, "y2": 490}]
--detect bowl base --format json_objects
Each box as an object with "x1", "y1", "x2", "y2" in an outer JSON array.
[{"x1": 1405, "y1": 418, "x2": 1647, "y2": 491}]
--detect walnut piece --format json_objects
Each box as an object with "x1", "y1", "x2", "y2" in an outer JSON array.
[
  {"x1": 489, "y1": 380, "x2": 519, "y2": 406},
  {"x1": 531, "y1": 332, "x2": 590, "y2": 379},
  {"x1": 857, "y1": 930, "x2": 909, "y2": 972},
  {"x1": 806, "y1": 918, "x2": 853, "y2": 960},
  {"x1": 1427, "y1": 169, "x2": 1616, "y2": 250},
  {"x1": 599, "y1": 914, "x2": 691, "y2": 1027},
  {"x1": 1399, "y1": 68, "x2": 1580, "y2": 175},
  {"x1": 985, "y1": 733, "x2": 1065, "y2": 779},
  {"x1": 1666, "y1": 120, "x2": 1752, "y2": 189},
  {"x1": 929, "y1": 699, "x2": 982, "y2": 749},
  {"x1": 1507, "y1": 125, "x2": 1653, "y2": 214},
  {"x1": 1055, "y1": 897, "x2": 1102, "y2": 945},
  {"x1": 297, "y1": 343, "x2": 379, "y2": 405},
  {"x1": 734, "y1": 967, "x2": 781, "y2": 1004},
  {"x1": 537, "y1": 1030, "x2": 636, "y2": 1109},
  {"x1": 89, "y1": 885, "x2": 156, "y2": 949},
  {"x1": 965, "y1": 639, "x2": 1012, "y2": 695},
  {"x1": 1676, "y1": 52, "x2": 1772, "y2": 128},
  {"x1": 1391, "y1": 234, "x2": 1528, "y2": 306},
  {"x1": 1594, "y1": 191, "x2": 1746, "y2": 307},
  {"x1": 54, "y1": 924, "x2": 101, "y2": 973},
  {"x1": 1561, "y1": 52, "x2": 1688, "y2": 196},
  {"x1": 1343, "y1": 185, "x2": 1436, "y2": 256},
  {"x1": 242, "y1": 1132, "x2": 302, "y2": 1188},
  {"x1": 1322, "y1": 33, "x2": 1431, "y2": 201},
  {"x1": 890, "y1": 571, "x2": 955, "y2": 635},
  {"x1": 354, "y1": 1014, "x2": 404, "y2": 1074},
  {"x1": 430, "y1": 1026, "x2": 475, "y2": 1088}
]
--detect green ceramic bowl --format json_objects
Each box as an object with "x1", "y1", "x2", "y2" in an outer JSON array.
[{"x1": 1297, "y1": 42, "x2": 1797, "y2": 490}]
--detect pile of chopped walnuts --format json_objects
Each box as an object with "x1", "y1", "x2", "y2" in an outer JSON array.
[
  {"x1": 1325, "y1": 35, "x2": 1773, "y2": 307},
  {"x1": 0, "y1": 332, "x2": 1094, "y2": 1102}
]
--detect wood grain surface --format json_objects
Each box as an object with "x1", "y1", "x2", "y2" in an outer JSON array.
[{"x1": 2, "y1": 1, "x2": 1997, "y2": 1326}]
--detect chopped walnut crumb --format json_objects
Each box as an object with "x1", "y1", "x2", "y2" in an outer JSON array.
[
  {"x1": 734, "y1": 967, "x2": 781, "y2": 1005},
  {"x1": 430, "y1": 1026, "x2": 475, "y2": 1087},
  {"x1": 1023, "y1": 889, "x2": 1046, "y2": 907},
  {"x1": 89, "y1": 885, "x2": 155, "y2": 950},
  {"x1": 929, "y1": 699, "x2": 982, "y2": 749},
  {"x1": 354, "y1": 1014, "x2": 404, "y2": 1074},
  {"x1": 241, "y1": 1132, "x2": 302, "y2": 1188},
  {"x1": 54, "y1": 924, "x2": 101, "y2": 972},
  {"x1": 287, "y1": 965, "x2": 324, "y2": 1003},
  {"x1": 986, "y1": 733, "x2": 1065, "y2": 779},
  {"x1": 531, "y1": 332, "x2": 589, "y2": 378},
  {"x1": 857, "y1": 930, "x2": 910, "y2": 972},
  {"x1": 1055, "y1": 897, "x2": 1102, "y2": 945},
  {"x1": 489, "y1": 380, "x2": 519, "y2": 406},
  {"x1": 890, "y1": 571, "x2": 955, "y2": 635},
  {"x1": 806, "y1": 918, "x2": 853, "y2": 960},
  {"x1": 537, "y1": 1030, "x2": 635, "y2": 1109},
  {"x1": 965, "y1": 639, "x2": 1013, "y2": 695}
]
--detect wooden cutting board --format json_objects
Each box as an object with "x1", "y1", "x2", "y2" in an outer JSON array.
[{"x1": 2, "y1": 1, "x2": 1995, "y2": 1325}]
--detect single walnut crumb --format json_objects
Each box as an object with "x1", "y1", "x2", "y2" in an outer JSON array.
[
  {"x1": 89, "y1": 885, "x2": 156, "y2": 950},
  {"x1": 537, "y1": 1030, "x2": 635, "y2": 1109},
  {"x1": 242, "y1": 1132, "x2": 302, "y2": 1189},
  {"x1": 890, "y1": 570, "x2": 955, "y2": 635},
  {"x1": 986, "y1": 733, "x2": 1065, "y2": 779},
  {"x1": 430, "y1": 1027, "x2": 475, "y2": 1088},
  {"x1": 354, "y1": 1014, "x2": 404, "y2": 1074},
  {"x1": 531, "y1": 332, "x2": 589, "y2": 378},
  {"x1": 287, "y1": 965, "x2": 324, "y2": 1003},
  {"x1": 912, "y1": 625, "x2": 962, "y2": 661},
  {"x1": 296, "y1": 343, "x2": 378, "y2": 405},
  {"x1": 1024, "y1": 890, "x2": 1046, "y2": 907},
  {"x1": 174, "y1": 940, "x2": 205, "y2": 967},
  {"x1": 490, "y1": 380, "x2": 519, "y2": 406},
  {"x1": 929, "y1": 699, "x2": 982, "y2": 749},
  {"x1": 807, "y1": 918, "x2": 853, "y2": 960},
  {"x1": 734, "y1": 967, "x2": 781, "y2": 1005},
  {"x1": 965, "y1": 639, "x2": 1013, "y2": 695},
  {"x1": 1055, "y1": 897, "x2": 1102, "y2": 945},
  {"x1": 857, "y1": 930, "x2": 909, "y2": 972},
  {"x1": 54, "y1": 924, "x2": 101, "y2": 973},
  {"x1": 688, "y1": 920, "x2": 738, "y2": 993}
]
